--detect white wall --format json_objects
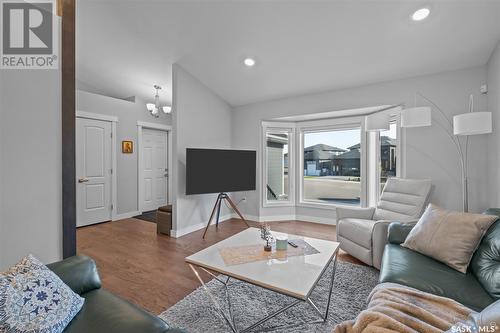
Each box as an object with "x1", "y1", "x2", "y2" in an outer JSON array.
[
  {"x1": 231, "y1": 66, "x2": 491, "y2": 222},
  {"x1": 76, "y1": 90, "x2": 171, "y2": 215},
  {"x1": 0, "y1": 69, "x2": 62, "y2": 270},
  {"x1": 487, "y1": 40, "x2": 500, "y2": 208},
  {"x1": 171, "y1": 65, "x2": 233, "y2": 237}
]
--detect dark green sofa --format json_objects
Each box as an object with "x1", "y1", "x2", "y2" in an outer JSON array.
[
  {"x1": 46, "y1": 255, "x2": 184, "y2": 333},
  {"x1": 379, "y1": 208, "x2": 500, "y2": 312}
]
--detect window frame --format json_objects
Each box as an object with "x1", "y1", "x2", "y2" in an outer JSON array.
[
  {"x1": 375, "y1": 115, "x2": 403, "y2": 200},
  {"x1": 261, "y1": 123, "x2": 295, "y2": 208},
  {"x1": 296, "y1": 116, "x2": 367, "y2": 210}
]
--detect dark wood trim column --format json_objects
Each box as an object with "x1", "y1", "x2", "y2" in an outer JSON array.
[{"x1": 61, "y1": 0, "x2": 76, "y2": 258}]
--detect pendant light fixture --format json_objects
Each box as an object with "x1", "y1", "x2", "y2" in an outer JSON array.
[{"x1": 146, "y1": 85, "x2": 172, "y2": 117}]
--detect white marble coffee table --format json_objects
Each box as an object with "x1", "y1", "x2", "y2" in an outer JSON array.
[{"x1": 186, "y1": 227, "x2": 340, "y2": 332}]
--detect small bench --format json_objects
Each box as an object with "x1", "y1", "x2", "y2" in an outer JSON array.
[{"x1": 157, "y1": 205, "x2": 172, "y2": 236}]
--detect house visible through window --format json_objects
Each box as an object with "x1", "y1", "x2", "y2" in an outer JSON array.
[
  {"x1": 266, "y1": 131, "x2": 290, "y2": 202},
  {"x1": 302, "y1": 127, "x2": 362, "y2": 206},
  {"x1": 380, "y1": 122, "x2": 397, "y2": 192}
]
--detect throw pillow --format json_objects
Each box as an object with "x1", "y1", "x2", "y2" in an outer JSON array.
[
  {"x1": 402, "y1": 204, "x2": 498, "y2": 273},
  {"x1": 0, "y1": 254, "x2": 84, "y2": 333}
]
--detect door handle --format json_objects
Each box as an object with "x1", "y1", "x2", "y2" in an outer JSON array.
[{"x1": 78, "y1": 178, "x2": 89, "y2": 183}]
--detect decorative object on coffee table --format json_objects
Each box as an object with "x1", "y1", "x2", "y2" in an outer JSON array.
[
  {"x1": 260, "y1": 223, "x2": 273, "y2": 251},
  {"x1": 275, "y1": 235, "x2": 288, "y2": 251},
  {"x1": 264, "y1": 238, "x2": 272, "y2": 252},
  {"x1": 260, "y1": 224, "x2": 271, "y2": 240}
]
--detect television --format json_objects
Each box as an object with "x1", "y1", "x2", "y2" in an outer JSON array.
[{"x1": 186, "y1": 148, "x2": 256, "y2": 195}]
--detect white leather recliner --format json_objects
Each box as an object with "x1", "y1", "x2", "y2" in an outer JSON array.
[{"x1": 336, "y1": 178, "x2": 432, "y2": 269}]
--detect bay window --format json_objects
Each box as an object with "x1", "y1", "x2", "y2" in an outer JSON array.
[{"x1": 261, "y1": 111, "x2": 401, "y2": 209}]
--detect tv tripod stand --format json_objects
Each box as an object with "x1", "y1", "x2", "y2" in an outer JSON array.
[{"x1": 202, "y1": 192, "x2": 250, "y2": 238}]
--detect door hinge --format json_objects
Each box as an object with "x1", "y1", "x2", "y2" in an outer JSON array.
[
  {"x1": 111, "y1": 204, "x2": 114, "y2": 210},
  {"x1": 111, "y1": 132, "x2": 113, "y2": 138},
  {"x1": 110, "y1": 168, "x2": 113, "y2": 174}
]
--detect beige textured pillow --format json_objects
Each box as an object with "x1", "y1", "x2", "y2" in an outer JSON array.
[{"x1": 402, "y1": 204, "x2": 498, "y2": 273}]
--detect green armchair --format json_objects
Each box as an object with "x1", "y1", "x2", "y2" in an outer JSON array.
[
  {"x1": 379, "y1": 208, "x2": 500, "y2": 312},
  {"x1": 47, "y1": 255, "x2": 185, "y2": 333}
]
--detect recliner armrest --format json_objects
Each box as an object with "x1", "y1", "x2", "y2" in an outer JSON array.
[
  {"x1": 387, "y1": 222, "x2": 417, "y2": 244},
  {"x1": 336, "y1": 207, "x2": 375, "y2": 223},
  {"x1": 47, "y1": 255, "x2": 101, "y2": 295}
]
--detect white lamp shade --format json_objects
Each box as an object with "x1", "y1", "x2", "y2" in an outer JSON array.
[
  {"x1": 453, "y1": 112, "x2": 492, "y2": 135},
  {"x1": 146, "y1": 103, "x2": 156, "y2": 112},
  {"x1": 365, "y1": 112, "x2": 390, "y2": 131},
  {"x1": 401, "y1": 106, "x2": 432, "y2": 128},
  {"x1": 162, "y1": 106, "x2": 172, "y2": 114}
]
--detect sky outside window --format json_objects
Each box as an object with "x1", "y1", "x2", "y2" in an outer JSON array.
[
  {"x1": 304, "y1": 128, "x2": 360, "y2": 149},
  {"x1": 304, "y1": 126, "x2": 396, "y2": 149}
]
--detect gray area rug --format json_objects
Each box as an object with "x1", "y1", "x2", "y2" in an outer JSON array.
[{"x1": 159, "y1": 261, "x2": 379, "y2": 332}]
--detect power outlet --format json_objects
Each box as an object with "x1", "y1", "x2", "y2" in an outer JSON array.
[{"x1": 235, "y1": 196, "x2": 247, "y2": 206}]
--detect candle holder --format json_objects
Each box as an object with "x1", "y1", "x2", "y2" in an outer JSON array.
[{"x1": 264, "y1": 237, "x2": 272, "y2": 252}]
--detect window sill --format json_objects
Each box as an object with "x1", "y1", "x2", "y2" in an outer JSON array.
[{"x1": 263, "y1": 201, "x2": 295, "y2": 208}]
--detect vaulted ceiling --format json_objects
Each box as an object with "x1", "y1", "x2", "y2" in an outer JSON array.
[{"x1": 77, "y1": 0, "x2": 500, "y2": 107}]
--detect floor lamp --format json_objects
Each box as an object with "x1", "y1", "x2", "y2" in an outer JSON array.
[
  {"x1": 400, "y1": 94, "x2": 492, "y2": 212},
  {"x1": 365, "y1": 94, "x2": 492, "y2": 212}
]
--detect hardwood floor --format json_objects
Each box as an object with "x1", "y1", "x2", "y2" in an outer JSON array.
[{"x1": 77, "y1": 218, "x2": 365, "y2": 315}]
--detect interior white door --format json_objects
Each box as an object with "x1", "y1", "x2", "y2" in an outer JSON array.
[
  {"x1": 142, "y1": 129, "x2": 168, "y2": 212},
  {"x1": 76, "y1": 118, "x2": 112, "y2": 227}
]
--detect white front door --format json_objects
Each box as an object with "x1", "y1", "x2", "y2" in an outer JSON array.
[
  {"x1": 76, "y1": 118, "x2": 112, "y2": 227},
  {"x1": 141, "y1": 128, "x2": 168, "y2": 212}
]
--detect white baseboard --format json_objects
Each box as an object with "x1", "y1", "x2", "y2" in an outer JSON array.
[
  {"x1": 210, "y1": 213, "x2": 261, "y2": 223},
  {"x1": 295, "y1": 215, "x2": 335, "y2": 225},
  {"x1": 170, "y1": 212, "x2": 336, "y2": 238},
  {"x1": 171, "y1": 214, "x2": 232, "y2": 238},
  {"x1": 226, "y1": 213, "x2": 295, "y2": 223},
  {"x1": 237, "y1": 214, "x2": 260, "y2": 222},
  {"x1": 170, "y1": 222, "x2": 206, "y2": 238},
  {"x1": 113, "y1": 211, "x2": 140, "y2": 221},
  {"x1": 229, "y1": 213, "x2": 335, "y2": 225},
  {"x1": 259, "y1": 215, "x2": 296, "y2": 222}
]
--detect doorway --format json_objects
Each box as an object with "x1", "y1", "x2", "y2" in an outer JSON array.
[
  {"x1": 76, "y1": 113, "x2": 117, "y2": 227},
  {"x1": 138, "y1": 123, "x2": 171, "y2": 213}
]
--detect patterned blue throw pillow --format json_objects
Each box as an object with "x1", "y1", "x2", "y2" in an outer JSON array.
[{"x1": 0, "y1": 254, "x2": 84, "y2": 333}]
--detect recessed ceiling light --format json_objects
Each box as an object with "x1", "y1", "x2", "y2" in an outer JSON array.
[
  {"x1": 412, "y1": 7, "x2": 430, "y2": 21},
  {"x1": 243, "y1": 58, "x2": 256, "y2": 67}
]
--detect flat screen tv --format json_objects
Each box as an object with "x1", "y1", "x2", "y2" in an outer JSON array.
[{"x1": 186, "y1": 148, "x2": 256, "y2": 195}]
